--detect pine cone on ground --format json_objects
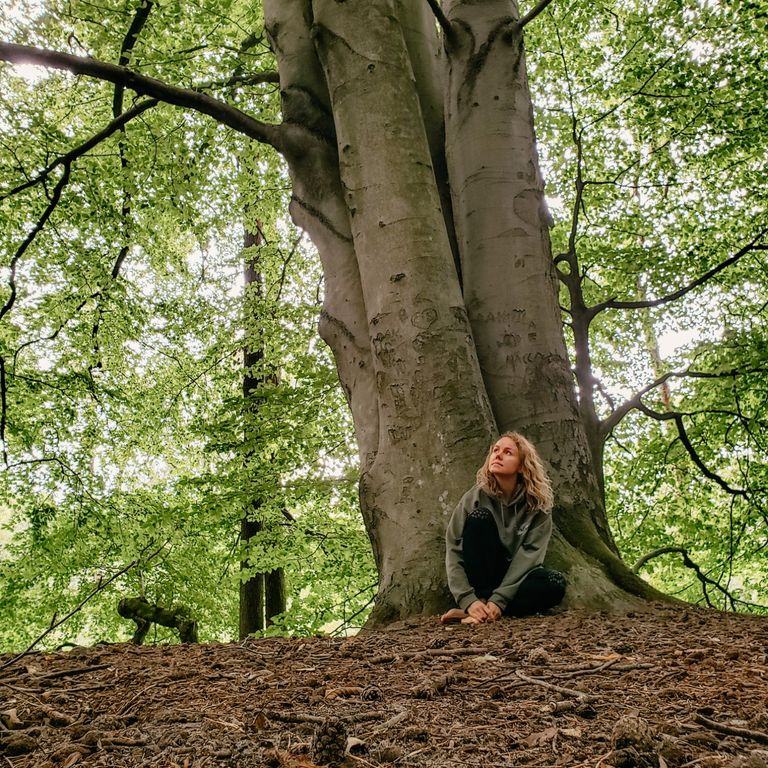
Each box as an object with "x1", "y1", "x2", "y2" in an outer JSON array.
[{"x1": 312, "y1": 717, "x2": 347, "y2": 766}]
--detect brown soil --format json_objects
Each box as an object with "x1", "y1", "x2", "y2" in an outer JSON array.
[{"x1": 1, "y1": 605, "x2": 767, "y2": 768}]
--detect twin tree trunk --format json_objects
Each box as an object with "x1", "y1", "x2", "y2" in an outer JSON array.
[{"x1": 264, "y1": 0, "x2": 661, "y2": 622}]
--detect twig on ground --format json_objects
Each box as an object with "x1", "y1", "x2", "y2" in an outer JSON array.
[
  {"x1": 367, "y1": 711, "x2": 409, "y2": 736},
  {"x1": 35, "y1": 663, "x2": 113, "y2": 681},
  {"x1": 515, "y1": 671, "x2": 594, "y2": 701},
  {"x1": 693, "y1": 713, "x2": 768, "y2": 745},
  {"x1": 117, "y1": 681, "x2": 164, "y2": 715},
  {"x1": 369, "y1": 646, "x2": 487, "y2": 664},
  {"x1": 265, "y1": 710, "x2": 386, "y2": 725},
  {"x1": 548, "y1": 658, "x2": 619, "y2": 678}
]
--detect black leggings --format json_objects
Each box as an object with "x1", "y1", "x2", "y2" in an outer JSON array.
[{"x1": 462, "y1": 513, "x2": 566, "y2": 616}]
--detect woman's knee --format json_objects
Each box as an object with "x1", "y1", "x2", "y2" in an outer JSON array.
[
  {"x1": 508, "y1": 567, "x2": 566, "y2": 615},
  {"x1": 537, "y1": 567, "x2": 566, "y2": 606}
]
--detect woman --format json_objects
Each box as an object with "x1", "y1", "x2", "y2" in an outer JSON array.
[{"x1": 442, "y1": 432, "x2": 566, "y2": 624}]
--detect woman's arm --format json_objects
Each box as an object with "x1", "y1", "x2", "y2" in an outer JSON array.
[{"x1": 445, "y1": 494, "x2": 480, "y2": 610}]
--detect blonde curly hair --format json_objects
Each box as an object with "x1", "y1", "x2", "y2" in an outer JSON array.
[{"x1": 476, "y1": 431, "x2": 554, "y2": 512}]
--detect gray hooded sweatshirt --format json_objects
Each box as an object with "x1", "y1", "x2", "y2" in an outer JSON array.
[{"x1": 445, "y1": 484, "x2": 553, "y2": 611}]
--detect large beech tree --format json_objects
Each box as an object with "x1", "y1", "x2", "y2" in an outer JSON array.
[
  {"x1": 3, "y1": 0, "x2": 764, "y2": 623},
  {"x1": 258, "y1": 0, "x2": 655, "y2": 620}
]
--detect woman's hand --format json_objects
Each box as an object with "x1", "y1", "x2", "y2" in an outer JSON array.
[
  {"x1": 467, "y1": 600, "x2": 492, "y2": 621},
  {"x1": 466, "y1": 600, "x2": 502, "y2": 623}
]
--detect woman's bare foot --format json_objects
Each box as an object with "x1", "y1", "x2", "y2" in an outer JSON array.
[
  {"x1": 440, "y1": 608, "x2": 468, "y2": 624},
  {"x1": 461, "y1": 615, "x2": 482, "y2": 625}
]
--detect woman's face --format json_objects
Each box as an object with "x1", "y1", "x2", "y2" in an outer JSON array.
[{"x1": 489, "y1": 436, "x2": 521, "y2": 478}]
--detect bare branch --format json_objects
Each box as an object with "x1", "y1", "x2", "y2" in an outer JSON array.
[
  {"x1": 584, "y1": 29, "x2": 699, "y2": 131},
  {"x1": 694, "y1": 714, "x2": 768, "y2": 746},
  {"x1": 589, "y1": 231, "x2": 768, "y2": 318},
  {"x1": 633, "y1": 546, "x2": 763, "y2": 613},
  {"x1": 113, "y1": 0, "x2": 154, "y2": 116},
  {"x1": 1, "y1": 99, "x2": 158, "y2": 201},
  {"x1": 670, "y1": 411, "x2": 747, "y2": 497},
  {"x1": 517, "y1": 0, "x2": 556, "y2": 30},
  {"x1": 91, "y1": 2, "x2": 157, "y2": 369},
  {"x1": 0, "y1": 356, "x2": 7, "y2": 465},
  {"x1": 602, "y1": 366, "x2": 768, "y2": 436},
  {"x1": 601, "y1": 369, "x2": 682, "y2": 435},
  {"x1": 0, "y1": 42, "x2": 285, "y2": 151},
  {"x1": 633, "y1": 402, "x2": 747, "y2": 497},
  {"x1": 0, "y1": 162, "x2": 71, "y2": 324},
  {"x1": 632, "y1": 546, "x2": 688, "y2": 573}
]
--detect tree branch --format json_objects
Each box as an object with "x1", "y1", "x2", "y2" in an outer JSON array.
[
  {"x1": 209, "y1": 70, "x2": 280, "y2": 90},
  {"x1": 93, "y1": 1, "x2": 156, "y2": 370},
  {"x1": 633, "y1": 546, "x2": 761, "y2": 612},
  {"x1": 0, "y1": 161, "x2": 71, "y2": 324},
  {"x1": 670, "y1": 411, "x2": 747, "y2": 497},
  {"x1": 516, "y1": 0, "x2": 556, "y2": 30},
  {"x1": 588, "y1": 231, "x2": 768, "y2": 318},
  {"x1": 633, "y1": 402, "x2": 748, "y2": 497},
  {"x1": 632, "y1": 546, "x2": 688, "y2": 573},
  {"x1": 602, "y1": 365, "x2": 768, "y2": 436},
  {"x1": 0, "y1": 42, "x2": 285, "y2": 152},
  {"x1": 425, "y1": 0, "x2": 455, "y2": 43},
  {"x1": 600, "y1": 369, "x2": 686, "y2": 435},
  {"x1": 0, "y1": 546, "x2": 164, "y2": 671},
  {"x1": 1, "y1": 99, "x2": 158, "y2": 201},
  {"x1": 0, "y1": 356, "x2": 7, "y2": 465},
  {"x1": 694, "y1": 714, "x2": 768, "y2": 746},
  {"x1": 113, "y1": 0, "x2": 154, "y2": 116}
]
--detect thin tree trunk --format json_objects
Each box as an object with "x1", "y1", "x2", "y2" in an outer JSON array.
[
  {"x1": 239, "y1": 226, "x2": 286, "y2": 638},
  {"x1": 239, "y1": 516, "x2": 265, "y2": 637},
  {"x1": 265, "y1": 568, "x2": 286, "y2": 625}
]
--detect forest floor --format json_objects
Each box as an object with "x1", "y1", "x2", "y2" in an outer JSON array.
[{"x1": 1, "y1": 604, "x2": 767, "y2": 768}]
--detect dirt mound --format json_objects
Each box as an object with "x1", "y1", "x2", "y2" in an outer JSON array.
[{"x1": 1, "y1": 605, "x2": 767, "y2": 767}]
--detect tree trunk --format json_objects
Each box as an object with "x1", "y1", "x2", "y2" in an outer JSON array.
[
  {"x1": 265, "y1": 568, "x2": 286, "y2": 624},
  {"x1": 264, "y1": 1, "x2": 380, "y2": 471},
  {"x1": 311, "y1": 0, "x2": 497, "y2": 621},
  {"x1": 239, "y1": 514, "x2": 265, "y2": 638},
  {"x1": 441, "y1": 0, "x2": 657, "y2": 607},
  {"x1": 261, "y1": 0, "x2": 668, "y2": 621},
  {"x1": 239, "y1": 227, "x2": 287, "y2": 639}
]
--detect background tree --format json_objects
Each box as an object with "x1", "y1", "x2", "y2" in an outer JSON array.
[
  {"x1": 527, "y1": 0, "x2": 768, "y2": 610},
  {"x1": 0, "y1": 3, "x2": 376, "y2": 647}
]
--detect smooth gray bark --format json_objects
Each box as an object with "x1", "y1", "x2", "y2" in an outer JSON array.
[
  {"x1": 264, "y1": 0, "x2": 664, "y2": 620},
  {"x1": 311, "y1": 0, "x2": 496, "y2": 620},
  {"x1": 441, "y1": 0, "x2": 661, "y2": 601},
  {"x1": 264, "y1": 0, "x2": 379, "y2": 469}
]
